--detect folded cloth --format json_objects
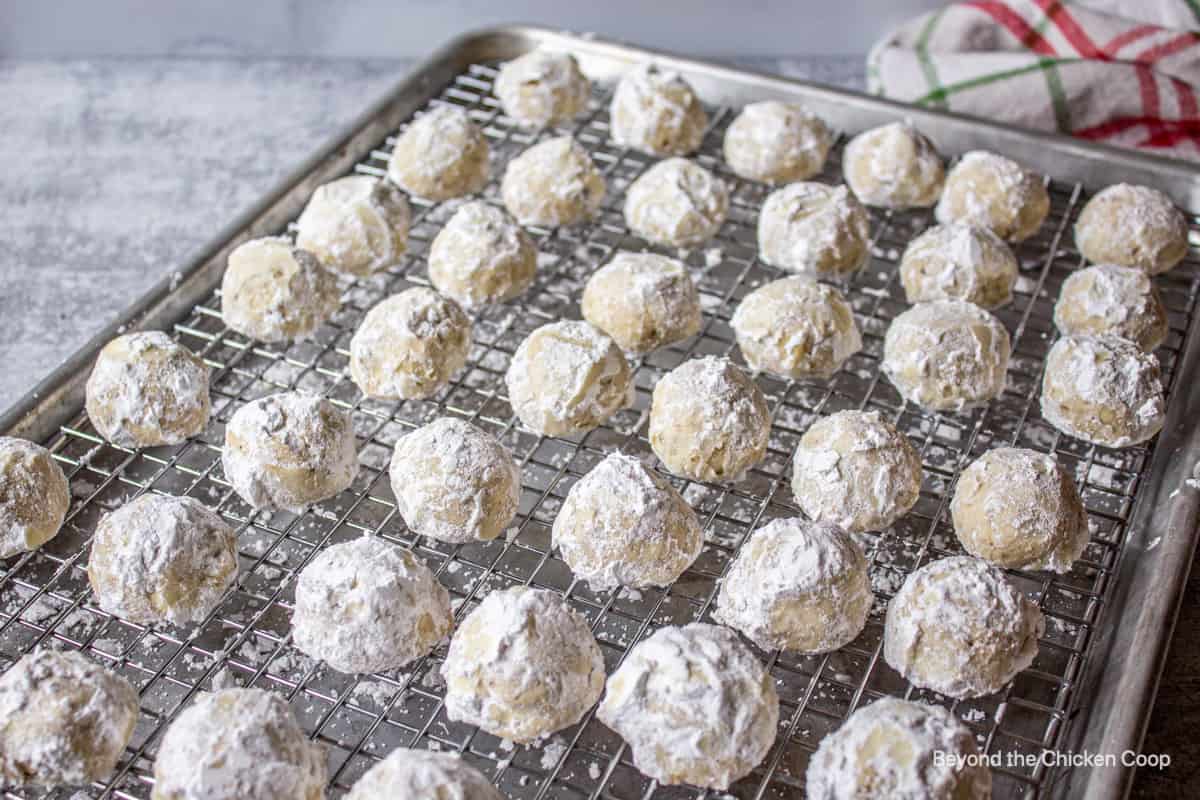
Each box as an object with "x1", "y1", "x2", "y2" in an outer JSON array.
[{"x1": 869, "y1": 0, "x2": 1200, "y2": 161}]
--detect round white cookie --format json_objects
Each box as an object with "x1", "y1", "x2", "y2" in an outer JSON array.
[
  {"x1": 791, "y1": 410, "x2": 922, "y2": 533},
  {"x1": 346, "y1": 750, "x2": 502, "y2": 800},
  {"x1": 649, "y1": 356, "x2": 771, "y2": 482},
  {"x1": 552, "y1": 452, "x2": 702, "y2": 591},
  {"x1": 899, "y1": 223, "x2": 1019, "y2": 308},
  {"x1": 152, "y1": 688, "x2": 326, "y2": 800},
  {"x1": 624, "y1": 157, "x2": 728, "y2": 248},
  {"x1": 1040, "y1": 334, "x2": 1165, "y2": 448},
  {"x1": 387, "y1": 105, "x2": 489, "y2": 201},
  {"x1": 428, "y1": 201, "x2": 537, "y2": 309},
  {"x1": 441, "y1": 586, "x2": 604, "y2": 743},
  {"x1": 884, "y1": 556, "x2": 1044, "y2": 698},
  {"x1": 758, "y1": 182, "x2": 870, "y2": 278},
  {"x1": 86, "y1": 331, "x2": 211, "y2": 449},
  {"x1": 581, "y1": 251, "x2": 702, "y2": 353},
  {"x1": 295, "y1": 175, "x2": 410, "y2": 277},
  {"x1": 389, "y1": 417, "x2": 520, "y2": 544},
  {"x1": 494, "y1": 50, "x2": 590, "y2": 128},
  {"x1": 723, "y1": 101, "x2": 832, "y2": 184},
  {"x1": 0, "y1": 436, "x2": 70, "y2": 559},
  {"x1": 293, "y1": 536, "x2": 452, "y2": 673},
  {"x1": 715, "y1": 517, "x2": 871, "y2": 653},
  {"x1": 89, "y1": 494, "x2": 237, "y2": 626},
  {"x1": 935, "y1": 151, "x2": 1049, "y2": 242},
  {"x1": 731, "y1": 275, "x2": 861, "y2": 379},
  {"x1": 806, "y1": 696, "x2": 992, "y2": 800},
  {"x1": 222, "y1": 391, "x2": 358, "y2": 512},
  {"x1": 610, "y1": 64, "x2": 707, "y2": 156},
  {"x1": 221, "y1": 236, "x2": 339, "y2": 343},
  {"x1": 951, "y1": 447, "x2": 1088, "y2": 573},
  {"x1": 842, "y1": 122, "x2": 945, "y2": 209},
  {"x1": 597, "y1": 622, "x2": 779, "y2": 789},
  {"x1": 882, "y1": 300, "x2": 1010, "y2": 412},
  {"x1": 505, "y1": 320, "x2": 632, "y2": 436},
  {"x1": 350, "y1": 287, "x2": 472, "y2": 400},
  {"x1": 0, "y1": 649, "x2": 138, "y2": 787},
  {"x1": 1075, "y1": 183, "x2": 1188, "y2": 274},
  {"x1": 1053, "y1": 264, "x2": 1168, "y2": 352},
  {"x1": 501, "y1": 135, "x2": 606, "y2": 227}
]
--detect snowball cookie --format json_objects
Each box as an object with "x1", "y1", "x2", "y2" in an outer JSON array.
[
  {"x1": 86, "y1": 331, "x2": 211, "y2": 449},
  {"x1": 951, "y1": 448, "x2": 1087, "y2": 573},
  {"x1": 0, "y1": 437, "x2": 70, "y2": 559},
  {"x1": 935, "y1": 151, "x2": 1050, "y2": 242},
  {"x1": 715, "y1": 517, "x2": 871, "y2": 653},
  {"x1": 597, "y1": 623, "x2": 779, "y2": 789},
  {"x1": 806, "y1": 696, "x2": 992, "y2": 800},
  {"x1": 222, "y1": 392, "x2": 358, "y2": 512},
  {"x1": 88, "y1": 494, "x2": 237, "y2": 626},
  {"x1": 882, "y1": 300, "x2": 1010, "y2": 412},
  {"x1": 899, "y1": 223, "x2": 1019, "y2": 308},
  {"x1": 758, "y1": 183, "x2": 870, "y2": 279},
  {"x1": 0, "y1": 649, "x2": 138, "y2": 787},
  {"x1": 221, "y1": 236, "x2": 339, "y2": 343},
  {"x1": 884, "y1": 556, "x2": 1044, "y2": 698},
  {"x1": 581, "y1": 251, "x2": 701, "y2": 353},
  {"x1": 504, "y1": 320, "x2": 633, "y2": 436},
  {"x1": 346, "y1": 750, "x2": 502, "y2": 800},
  {"x1": 731, "y1": 276, "x2": 861, "y2": 380},
  {"x1": 791, "y1": 410, "x2": 922, "y2": 533},
  {"x1": 1040, "y1": 334, "x2": 1165, "y2": 448},
  {"x1": 389, "y1": 417, "x2": 520, "y2": 544},
  {"x1": 441, "y1": 586, "x2": 604, "y2": 742},
  {"x1": 349, "y1": 287, "x2": 472, "y2": 400},
  {"x1": 501, "y1": 135, "x2": 605, "y2": 227},
  {"x1": 1053, "y1": 264, "x2": 1169, "y2": 352},
  {"x1": 842, "y1": 122, "x2": 945, "y2": 210},
  {"x1": 494, "y1": 50, "x2": 590, "y2": 128},
  {"x1": 552, "y1": 452, "x2": 702, "y2": 591},
  {"x1": 428, "y1": 201, "x2": 537, "y2": 309},
  {"x1": 387, "y1": 105, "x2": 489, "y2": 201},
  {"x1": 1075, "y1": 183, "x2": 1189, "y2": 274},
  {"x1": 152, "y1": 688, "x2": 325, "y2": 800},
  {"x1": 610, "y1": 63, "x2": 708, "y2": 157},
  {"x1": 292, "y1": 536, "x2": 452, "y2": 673},
  {"x1": 649, "y1": 356, "x2": 770, "y2": 482},
  {"x1": 295, "y1": 175, "x2": 410, "y2": 277},
  {"x1": 723, "y1": 101, "x2": 833, "y2": 184},
  {"x1": 624, "y1": 157, "x2": 729, "y2": 248}
]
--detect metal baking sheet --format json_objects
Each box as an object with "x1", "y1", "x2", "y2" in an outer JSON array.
[{"x1": 3, "y1": 26, "x2": 1200, "y2": 800}]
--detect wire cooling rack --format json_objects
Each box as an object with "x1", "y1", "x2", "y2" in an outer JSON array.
[{"x1": 3, "y1": 56, "x2": 1200, "y2": 800}]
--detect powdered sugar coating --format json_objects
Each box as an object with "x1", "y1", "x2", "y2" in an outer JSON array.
[
  {"x1": 0, "y1": 649, "x2": 138, "y2": 787},
  {"x1": 387, "y1": 105, "x2": 489, "y2": 201},
  {"x1": 1040, "y1": 334, "x2": 1165, "y2": 448},
  {"x1": 951, "y1": 448, "x2": 1088, "y2": 573},
  {"x1": 732, "y1": 275, "x2": 862, "y2": 379},
  {"x1": 597, "y1": 622, "x2": 779, "y2": 789},
  {"x1": 610, "y1": 64, "x2": 707, "y2": 157},
  {"x1": 723, "y1": 101, "x2": 832, "y2": 184},
  {"x1": 152, "y1": 688, "x2": 326, "y2": 800},
  {"x1": 505, "y1": 320, "x2": 633, "y2": 436},
  {"x1": 758, "y1": 182, "x2": 870, "y2": 278},
  {"x1": 295, "y1": 175, "x2": 410, "y2": 277},
  {"x1": 624, "y1": 157, "x2": 728, "y2": 248},
  {"x1": 935, "y1": 151, "x2": 1049, "y2": 242},
  {"x1": 389, "y1": 417, "x2": 520, "y2": 544},
  {"x1": 649, "y1": 356, "x2": 771, "y2": 482},
  {"x1": 428, "y1": 201, "x2": 538, "y2": 309},
  {"x1": 791, "y1": 410, "x2": 922, "y2": 533},
  {"x1": 221, "y1": 236, "x2": 340, "y2": 343},
  {"x1": 501, "y1": 135, "x2": 605, "y2": 227},
  {"x1": 1075, "y1": 183, "x2": 1189, "y2": 275},
  {"x1": 293, "y1": 536, "x2": 452, "y2": 673},
  {"x1": 494, "y1": 50, "x2": 590, "y2": 128},
  {"x1": 86, "y1": 331, "x2": 211, "y2": 448},
  {"x1": 552, "y1": 452, "x2": 702, "y2": 591},
  {"x1": 0, "y1": 436, "x2": 70, "y2": 559},
  {"x1": 900, "y1": 223, "x2": 1019, "y2": 308},
  {"x1": 1053, "y1": 263, "x2": 1168, "y2": 352},
  {"x1": 441, "y1": 586, "x2": 604, "y2": 742},
  {"x1": 346, "y1": 749, "x2": 502, "y2": 800},
  {"x1": 88, "y1": 494, "x2": 237, "y2": 626},
  {"x1": 842, "y1": 122, "x2": 945, "y2": 209},
  {"x1": 882, "y1": 300, "x2": 1011, "y2": 412},
  {"x1": 715, "y1": 517, "x2": 871, "y2": 653},
  {"x1": 884, "y1": 556, "x2": 1044, "y2": 698},
  {"x1": 807, "y1": 696, "x2": 991, "y2": 800},
  {"x1": 222, "y1": 391, "x2": 358, "y2": 512},
  {"x1": 581, "y1": 251, "x2": 701, "y2": 353}
]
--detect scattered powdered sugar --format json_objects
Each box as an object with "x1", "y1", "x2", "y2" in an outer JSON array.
[{"x1": 624, "y1": 158, "x2": 728, "y2": 248}]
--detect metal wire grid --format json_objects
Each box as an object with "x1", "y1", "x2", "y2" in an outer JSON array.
[{"x1": 2, "y1": 59, "x2": 1199, "y2": 800}]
